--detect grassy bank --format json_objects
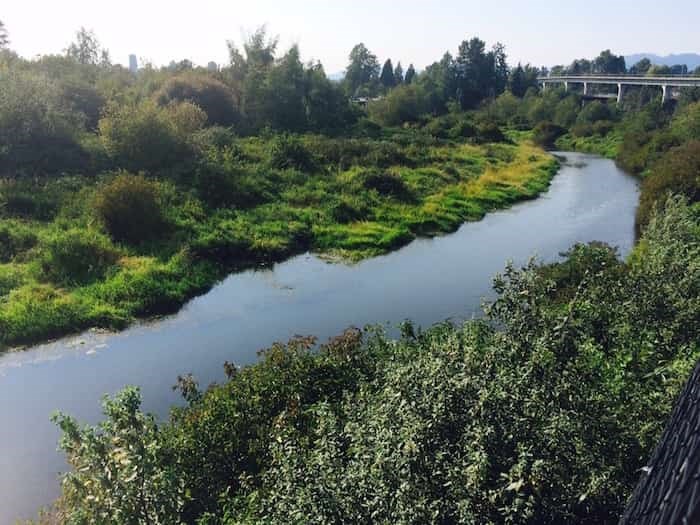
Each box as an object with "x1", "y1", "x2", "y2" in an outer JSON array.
[{"x1": 0, "y1": 133, "x2": 557, "y2": 351}]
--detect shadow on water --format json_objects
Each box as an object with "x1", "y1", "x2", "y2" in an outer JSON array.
[{"x1": 0, "y1": 153, "x2": 639, "y2": 522}]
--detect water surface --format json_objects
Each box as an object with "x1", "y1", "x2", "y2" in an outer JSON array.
[{"x1": 0, "y1": 153, "x2": 639, "y2": 522}]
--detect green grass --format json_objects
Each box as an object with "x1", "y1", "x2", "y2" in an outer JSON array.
[
  {"x1": 555, "y1": 130, "x2": 622, "y2": 158},
  {"x1": 0, "y1": 133, "x2": 557, "y2": 350}
]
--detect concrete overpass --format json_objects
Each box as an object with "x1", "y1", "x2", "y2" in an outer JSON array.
[{"x1": 538, "y1": 75, "x2": 700, "y2": 103}]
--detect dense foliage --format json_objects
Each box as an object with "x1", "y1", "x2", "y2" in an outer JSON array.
[{"x1": 52, "y1": 198, "x2": 700, "y2": 524}]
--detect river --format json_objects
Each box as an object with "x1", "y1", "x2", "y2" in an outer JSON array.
[{"x1": 0, "y1": 153, "x2": 639, "y2": 522}]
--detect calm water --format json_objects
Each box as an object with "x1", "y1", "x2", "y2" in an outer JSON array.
[{"x1": 0, "y1": 153, "x2": 639, "y2": 523}]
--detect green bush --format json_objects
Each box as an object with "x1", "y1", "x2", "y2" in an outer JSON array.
[
  {"x1": 637, "y1": 141, "x2": 700, "y2": 231},
  {"x1": 99, "y1": 101, "x2": 204, "y2": 172},
  {"x1": 532, "y1": 121, "x2": 566, "y2": 148},
  {"x1": 94, "y1": 173, "x2": 165, "y2": 244},
  {"x1": 155, "y1": 74, "x2": 239, "y2": 126},
  {"x1": 474, "y1": 122, "x2": 507, "y2": 144},
  {"x1": 0, "y1": 220, "x2": 37, "y2": 262},
  {"x1": 362, "y1": 169, "x2": 414, "y2": 201},
  {"x1": 38, "y1": 228, "x2": 120, "y2": 285},
  {"x1": 368, "y1": 84, "x2": 428, "y2": 126},
  {"x1": 267, "y1": 134, "x2": 316, "y2": 172}
]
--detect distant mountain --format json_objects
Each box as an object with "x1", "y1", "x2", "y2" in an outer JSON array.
[
  {"x1": 625, "y1": 53, "x2": 700, "y2": 70},
  {"x1": 327, "y1": 71, "x2": 345, "y2": 82}
]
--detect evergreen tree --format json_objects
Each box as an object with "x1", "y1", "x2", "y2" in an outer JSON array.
[
  {"x1": 405, "y1": 64, "x2": 417, "y2": 85},
  {"x1": 380, "y1": 58, "x2": 396, "y2": 89},
  {"x1": 0, "y1": 20, "x2": 8, "y2": 49},
  {"x1": 394, "y1": 61, "x2": 404, "y2": 85}
]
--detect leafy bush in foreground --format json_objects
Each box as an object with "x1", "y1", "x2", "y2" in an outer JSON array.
[
  {"x1": 53, "y1": 198, "x2": 700, "y2": 524},
  {"x1": 94, "y1": 173, "x2": 164, "y2": 244}
]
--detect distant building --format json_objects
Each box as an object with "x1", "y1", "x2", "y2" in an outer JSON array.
[
  {"x1": 207, "y1": 61, "x2": 218, "y2": 72},
  {"x1": 129, "y1": 54, "x2": 138, "y2": 73}
]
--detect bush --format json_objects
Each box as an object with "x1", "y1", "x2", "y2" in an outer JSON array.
[
  {"x1": 362, "y1": 169, "x2": 414, "y2": 201},
  {"x1": 94, "y1": 173, "x2": 165, "y2": 244},
  {"x1": 368, "y1": 84, "x2": 427, "y2": 126},
  {"x1": 99, "y1": 101, "x2": 204, "y2": 172},
  {"x1": 0, "y1": 220, "x2": 37, "y2": 262},
  {"x1": 38, "y1": 228, "x2": 120, "y2": 285},
  {"x1": 267, "y1": 134, "x2": 316, "y2": 172},
  {"x1": 636, "y1": 141, "x2": 700, "y2": 231},
  {"x1": 0, "y1": 70, "x2": 86, "y2": 175},
  {"x1": 474, "y1": 122, "x2": 507, "y2": 144},
  {"x1": 532, "y1": 121, "x2": 566, "y2": 148},
  {"x1": 155, "y1": 74, "x2": 239, "y2": 126}
]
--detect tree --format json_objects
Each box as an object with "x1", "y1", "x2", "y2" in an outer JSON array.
[
  {"x1": 455, "y1": 37, "x2": 498, "y2": 108},
  {"x1": 156, "y1": 74, "x2": 240, "y2": 126},
  {"x1": 593, "y1": 50, "x2": 626, "y2": 74},
  {"x1": 66, "y1": 27, "x2": 102, "y2": 66},
  {"x1": 345, "y1": 43, "x2": 380, "y2": 96},
  {"x1": 380, "y1": 58, "x2": 396, "y2": 89},
  {"x1": 404, "y1": 64, "x2": 416, "y2": 85},
  {"x1": 629, "y1": 58, "x2": 652, "y2": 75},
  {"x1": 394, "y1": 61, "x2": 404, "y2": 85},
  {"x1": 0, "y1": 19, "x2": 9, "y2": 49},
  {"x1": 492, "y1": 42, "x2": 509, "y2": 95}
]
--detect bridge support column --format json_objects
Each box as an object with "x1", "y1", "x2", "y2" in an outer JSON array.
[
  {"x1": 583, "y1": 82, "x2": 589, "y2": 96},
  {"x1": 564, "y1": 81, "x2": 569, "y2": 92},
  {"x1": 617, "y1": 83, "x2": 625, "y2": 104},
  {"x1": 661, "y1": 85, "x2": 670, "y2": 104},
  {"x1": 541, "y1": 81, "x2": 547, "y2": 93}
]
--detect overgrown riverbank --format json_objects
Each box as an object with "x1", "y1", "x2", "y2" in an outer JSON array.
[{"x1": 0, "y1": 133, "x2": 557, "y2": 351}]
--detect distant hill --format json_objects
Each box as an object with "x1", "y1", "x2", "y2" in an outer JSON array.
[{"x1": 625, "y1": 53, "x2": 700, "y2": 70}]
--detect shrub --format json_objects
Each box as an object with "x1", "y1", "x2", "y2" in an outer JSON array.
[
  {"x1": 0, "y1": 220, "x2": 37, "y2": 262},
  {"x1": 99, "y1": 101, "x2": 204, "y2": 172},
  {"x1": 94, "y1": 173, "x2": 164, "y2": 244},
  {"x1": 636, "y1": 141, "x2": 700, "y2": 231},
  {"x1": 532, "y1": 121, "x2": 566, "y2": 148},
  {"x1": 362, "y1": 169, "x2": 413, "y2": 201},
  {"x1": 449, "y1": 119, "x2": 477, "y2": 140},
  {"x1": 368, "y1": 84, "x2": 428, "y2": 126},
  {"x1": 474, "y1": 122, "x2": 506, "y2": 144},
  {"x1": 155, "y1": 74, "x2": 239, "y2": 126},
  {"x1": 38, "y1": 228, "x2": 120, "y2": 285},
  {"x1": 267, "y1": 134, "x2": 316, "y2": 172},
  {"x1": 0, "y1": 70, "x2": 86, "y2": 175}
]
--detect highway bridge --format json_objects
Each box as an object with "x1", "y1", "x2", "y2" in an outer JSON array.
[{"x1": 538, "y1": 75, "x2": 700, "y2": 103}]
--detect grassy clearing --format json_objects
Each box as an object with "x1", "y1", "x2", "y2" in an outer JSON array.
[
  {"x1": 0, "y1": 134, "x2": 556, "y2": 350},
  {"x1": 555, "y1": 130, "x2": 623, "y2": 158}
]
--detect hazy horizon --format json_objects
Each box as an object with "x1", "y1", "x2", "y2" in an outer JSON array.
[{"x1": 3, "y1": 0, "x2": 700, "y2": 71}]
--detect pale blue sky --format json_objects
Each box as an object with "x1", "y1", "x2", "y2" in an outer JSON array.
[{"x1": 2, "y1": 0, "x2": 699, "y2": 72}]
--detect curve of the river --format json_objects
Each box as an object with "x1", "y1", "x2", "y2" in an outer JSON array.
[{"x1": 0, "y1": 153, "x2": 639, "y2": 522}]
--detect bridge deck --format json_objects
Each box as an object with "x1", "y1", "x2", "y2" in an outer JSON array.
[{"x1": 539, "y1": 75, "x2": 700, "y2": 88}]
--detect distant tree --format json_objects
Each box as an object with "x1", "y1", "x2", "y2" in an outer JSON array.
[
  {"x1": 568, "y1": 59, "x2": 592, "y2": 75},
  {"x1": 156, "y1": 74, "x2": 239, "y2": 126},
  {"x1": 455, "y1": 37, "x2": 499, "y2": 108},
  {"x1": 629, "y1": 58, "x2": 652, "y2": 75},
  {"x1": 66, "y1": 27, "x2": 101, "y2": 66},
  {"x1": 670, "y1": 64, "x2": 688, "y2": 75},
  {"x1": 694, "y1": 66, "x2": 700, "y2": 77},
  {"x1": 380, "y1": 59, "x2": 396, "y2": 89},
  {"x1": 593, "y1": 50, "x2": 626, "y2": 74},
  {"x1": 648, "y1": 64, "x2": 672, "y2": 76},
  {"x1": 345, "y1": 43, "x2": 380, "y2": 96},
  {"x1": 492, "y1": 42, "x2": 509, "y2": 94},
  {"x1": 0, "y1": 19, "x2": 9, "y2": 48},
  {"x1": 550, "y1": 65, "x2": 566, "y2": 76},
  {"x1": 394, "y1": 61, "x2": 404, "y2": 85},
  {"x1": 404, "y1": 64, "x2": 416, "y2": 85},
  {"x1": 509, "y1": 63, "x2": 527, "y2": 97}
]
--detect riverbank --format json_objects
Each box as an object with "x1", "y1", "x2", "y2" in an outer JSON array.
[{"x1": 0, "y1": 135, "x2": 557, "y2": 351}]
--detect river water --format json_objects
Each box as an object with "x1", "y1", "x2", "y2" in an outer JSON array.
[{"x1": 0, "y1": 153, "x2": 639, "y2": 522}]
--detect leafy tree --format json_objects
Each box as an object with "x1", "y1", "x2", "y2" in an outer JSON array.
[
  {"x1": 345, "y1": 43, "x2": 380, "y2": 96},
  {"x1": 66, "y1": 27, "x2": 102, "y2": 66},
  {"x1": 593, "y1": 49, "x2": 626, "y2": 74},
  {"x1": 629, "y1": 58, "x2": 652, "y2": 75},
  {"x1": 380, "y1": 59, "x2": 396, "y2": 89},
  {"x1": 368, "y1": 84, "x2": 427, "y2": 126},
  {"x1": 404, "y1": 63, "x2": 416, "y2": 85}
]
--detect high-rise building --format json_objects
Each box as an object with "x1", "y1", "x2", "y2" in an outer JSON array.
[
  {"x1": 207, "y1": 61, "x2": 218, "y2": 72},
  {"x1": 129, "y1": 54, "x2": 138, "y2": 73}
]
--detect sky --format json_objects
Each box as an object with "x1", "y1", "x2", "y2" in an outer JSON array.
[{"x1": 2, "y1": 0, "x2": 699, "y2": 72}]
